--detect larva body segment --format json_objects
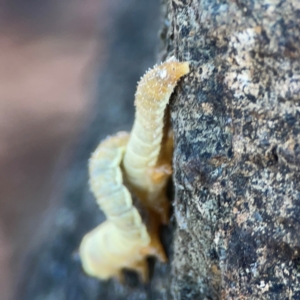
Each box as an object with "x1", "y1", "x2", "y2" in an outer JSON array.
[
  {"x1": 88, "y1": 132, "x2": 135, "y2": 222},
  {"x1": 80, "y1": 132, "x2": 165, "y2": 280},
  {"x1": 123, "y1": 60, "x2": 190, "y2": 222},
  {"x1": 80, "y1": 132, "x2": 149, "y2": 279}
]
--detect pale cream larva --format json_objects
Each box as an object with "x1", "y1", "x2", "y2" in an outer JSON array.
[
  {"x1": 79, "y1": 58, "x2": 189, "y2": 282},
  {"x1": 79, "y1": 132, "x2": 166, "y2": 281},
  {"x1": 123, "y1": 58, "x2": 190, "y2": 224}
]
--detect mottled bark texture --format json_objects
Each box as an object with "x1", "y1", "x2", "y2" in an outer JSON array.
[{"x1": 161, "y1": 0, "x2": 300, "y2": 299}]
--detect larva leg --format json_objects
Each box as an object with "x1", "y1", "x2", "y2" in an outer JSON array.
[
  {"x1": 148, "y1": 164, "x2": 172, "y2": 184},
  {"x1": 150, "y1": 192, "x2": 170, "y2": 226},
  {"x1": 140, "y1": 208, "x2": 168, "y2": 262},
  {"x1": 129, "y1": 259, "x2": 149, "y2": 283}
]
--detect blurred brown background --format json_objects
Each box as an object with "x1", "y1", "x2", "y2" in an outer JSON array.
[
  {"x1": 0, "y1": 1, "x2": 104, "y2": 298},
  {"x1": 0, "y1": 1, "x2": 160, "y2": 299}
]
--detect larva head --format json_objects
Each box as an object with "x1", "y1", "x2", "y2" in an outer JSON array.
[
  {"x1": 155, "y1": 60, "x2": 190, "y2": 85},
  {"x1": 135, "y1": 60, "x2": 190, "y2": 103}
]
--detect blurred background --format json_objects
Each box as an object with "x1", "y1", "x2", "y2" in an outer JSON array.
[{"x1": 0, "y1": 0, "x2": 161, "y2": 299}]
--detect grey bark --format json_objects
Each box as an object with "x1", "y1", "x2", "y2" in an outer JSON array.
[
  {"x1": 161, "y1": 0, "x2": 300, "y2": 299},
  {"x1": 17, "y1": 0, "x2": 300, "y2": 300}
]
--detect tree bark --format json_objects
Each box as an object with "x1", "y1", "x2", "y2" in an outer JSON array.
[
  {"x1": 161, "y1": 0, "x2": 300, "y2": 299},
  {"x1": 18, "y1": 0, "x2": 300, "y2": 299}
]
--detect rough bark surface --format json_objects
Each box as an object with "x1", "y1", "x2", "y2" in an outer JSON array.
[
  {"x1": 18, "y1": 0, "x2": 300, "y2": 300},
  {"x1": 160, "y1": 0, "x2": 300, "y2": 299}
]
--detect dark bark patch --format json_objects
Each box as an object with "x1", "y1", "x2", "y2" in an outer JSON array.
[{"x1": 227, "y1": 226, "x2": 257, "y2": 270}]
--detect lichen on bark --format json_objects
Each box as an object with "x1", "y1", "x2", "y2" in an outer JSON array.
[{"x1": 160, "y1": 0, "x2": 300, "y2": 299}]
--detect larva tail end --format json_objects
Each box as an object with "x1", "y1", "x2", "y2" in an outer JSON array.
[
  {"x1": 141, "y1": 233, "x2": 167, "y2": 263},
  {"x1": 131, "y1": 259, "x2": 149, "y2": 283}
]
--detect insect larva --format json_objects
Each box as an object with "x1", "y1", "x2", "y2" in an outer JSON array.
[
  {"x1": 123, "y1": 59, "x2": 190, "y2": 223},
  {"x1": 88, "y1": 132, "x2": 139, "y2": 224},
  {"x1": 79, "y1": 132, "x2": 165, "y2": 281},
  {"x1": 79, "y1": 58, "x2": 189, "y2": 282}
]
